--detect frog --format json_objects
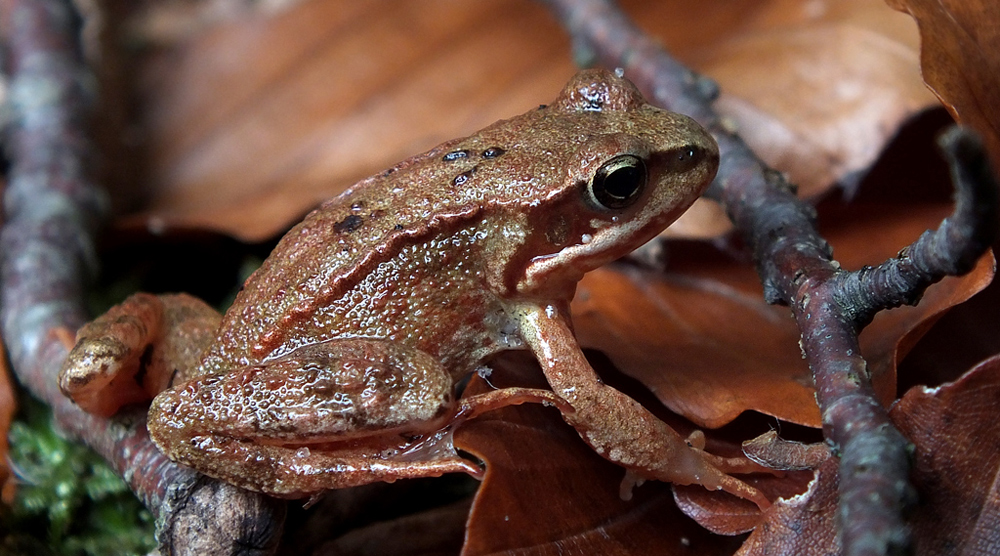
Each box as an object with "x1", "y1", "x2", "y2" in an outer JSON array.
[{"x1": 59, "y1": 69, "x2": 771, "y2": 508}]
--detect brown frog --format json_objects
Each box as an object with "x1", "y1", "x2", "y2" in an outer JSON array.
[{"x1": 60, "y1": 69, "x2": 770, "y2": 508}]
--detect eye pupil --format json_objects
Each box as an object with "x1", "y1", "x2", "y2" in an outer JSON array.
[{"x1": 590, "y1": 155, "x2": 647, "y2": 210}]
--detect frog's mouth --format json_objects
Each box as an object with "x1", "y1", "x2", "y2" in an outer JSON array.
[{"x1": 516, "y1": 198, "x2": 695, "y2": 296}]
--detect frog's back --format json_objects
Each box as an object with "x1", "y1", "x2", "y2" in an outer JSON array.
[
  {"x1": 203, "y1": 69, "x2": 712, "y2": 372},
  {"x1": 206, "y1": 111, "x2": 560, "y2": 369}
]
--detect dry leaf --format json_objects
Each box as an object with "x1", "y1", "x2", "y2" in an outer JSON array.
[
  {"x1": 700, "y1": 0, "x2": 935, "y2": 198},
  {"x1": 573, "y1": 255, "x2": 813, "y2": 428},
  {"x1": 742, "y1": 431, "x2": 831, "y2": 471},
  {"x1": 123, "y1": 0, "x2": 932, "y2": 241},
  {"x1": 735, "y1": 457, "x2": 841, "y2": 556},
  {"x1": 131, "y1": 0, "x2": 573, "y2": 240},
  {"x1": 314, "y1": 498, "x2": 470, "y2": 556},
  {"x1": 892, "y1": 355, "x2": 1000, "y2": 554},
  {"x1": 573, "y1": 196, "x2": 993, "y2": 428},
  {"x1": 886, "y1": 0, "x2": 1000, "y2": 169},
  {"x1": 739, "y1": 355, "x2": 1000, "y2": 554},
  {"x1": 674, "y1": 469, "x2": 818, "y2": 536}
]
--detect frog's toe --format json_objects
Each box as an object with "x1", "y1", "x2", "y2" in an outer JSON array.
[
  {"x1": 60, "y1": 337, "x2": 128, "y2": 389},
  {"x1": 59, "y1": 336, "x2": 149, "y2": 416}
]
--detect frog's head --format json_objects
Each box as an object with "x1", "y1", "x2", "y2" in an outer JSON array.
[{"x1": 514, "y1": 69, "x2": 719, "y2": 298}]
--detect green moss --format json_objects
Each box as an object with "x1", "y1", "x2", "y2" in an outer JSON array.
[{"x1": 2, "y1": 398, "x2": 155, "y2": 556}]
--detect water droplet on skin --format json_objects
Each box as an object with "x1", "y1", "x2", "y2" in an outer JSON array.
[{"x1": 442, "y1": 150, "x2": 469, "y2": 162}]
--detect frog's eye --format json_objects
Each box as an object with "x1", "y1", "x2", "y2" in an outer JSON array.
[{"x1": 589, "y1": 154, "x2": 647, "y2": 210}]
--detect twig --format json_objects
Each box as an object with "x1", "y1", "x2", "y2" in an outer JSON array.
[
  {"x1": 0, "y1": 1, "x2": 284, "y2": 554},
  {"x1": 835, "y1": 128, "x2": 999, "y2": 328},
  {"x1": 537, "y1": 1, "x2": 998, "y2": 555}
]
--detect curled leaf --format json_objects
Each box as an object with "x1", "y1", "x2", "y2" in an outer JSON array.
[
  {"x1": 886, "y1": 0, "x2": 1000, "y2": 168},
  {"x1": 891, "y1": 355, "x2": 1000, "y2": 554},
  {"x1": 742, "y1": 431, "x2": 830, "y2": 471}
]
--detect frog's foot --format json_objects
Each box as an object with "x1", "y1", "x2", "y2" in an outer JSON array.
[
  {"x1": 60, "y1": 293, "x2": 164, "y2": 416},
  {"x1": 161, "y1": 432, "x2": 482, "y2": 499},
  {"x1": 563, "y1": 386, "x2": 775, "y2": 510},
  {"x1": 666, "y1": 447, "x2": 775, "y2": 510},
  {"x1": 59, "y1": 293, "x2": 221, "y2": 416}
]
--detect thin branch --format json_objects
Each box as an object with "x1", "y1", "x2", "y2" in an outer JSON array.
[
  {"x1": 835, "y1": 127, "x2": 1000, "y2": 328},
  {"x1": 0, "y1": 1, "x2": 284, "y2": 554},
  {"x1": 537, "y1": 1, "x2": 998, "y2": 555}
]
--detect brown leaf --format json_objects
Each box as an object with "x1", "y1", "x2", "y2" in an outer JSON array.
[
  {"x1": 314, "y1": 498, "x2": 470, "y2": 556},
  {"x1": 674, "y1": 469, "x2": 819, "y2": 537},
  {"x1": 573, "y1": 199, "x2": 994, "y2": 429},
  {"x1": 735, "y1": 457, "x2": 841, "y2": 556},
  {"x1": 738, "y1": 355, "x2": 1000, "y2": 554},
  {"x1": 674, "y1": 486, "x2": 762, "y2": 537},
  {"x1": 701, "y1": 0, "x2": 935, "y2": 199},
  {"x1": 886, "y1": 0, "x2": 1000, "y2": 170},
  {"x1": 131, "y1": 0, "x2": 574, "y2": 241},
  {"x1": 742, "y1": 431, "x2": 831, "y2": 471},
  {"x1": 125, "y1": 0, "x2": 931, "y2": 241},
  {"x1": 454, "y1": 354, "x2": 743, "y2": 556},
  {"x1": 573, "y1": 255, "x2": 812, "y2": 428},
  {"x1": 897, "y1": 261, "x2": 1000, "y2": 390},
  {"x1": 892, "y1": 354, "x2": 1000, "y2": 554}
]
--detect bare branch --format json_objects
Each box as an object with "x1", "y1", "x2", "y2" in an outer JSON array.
[
  {"x1": 0, "y1": 1, "x2": 284, "y2": 554},
  {"x1": 835, "y1": 127, "x2": 999, "y2": 328},
  {"x1": 538, "y1": 1, "x2": 998, "y2": 555}
]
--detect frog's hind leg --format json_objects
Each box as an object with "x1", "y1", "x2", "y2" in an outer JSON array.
[
  {"x1": 156, "y1": 432, "x2": 483, "y2": 499},
  {"x1": 154, "y1": 386, "x2": 572, "y2": 498},
  {"x1": 147, "y1": 337, "x2": 487, "y2": 497},
  {"x1": 59, "y1": 293, "x2": 221, "y2": 416}
]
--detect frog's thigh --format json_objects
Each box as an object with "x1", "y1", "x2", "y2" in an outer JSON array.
[
  {"x1": 59, "y1": 292, "x2": 220, "y2": 416},
  {"x1": 151, "y1": 337, "x2": 455, "y2": 440},
  {"x1": 147, "y1": 338, "x2": 465, "y2": 494}
]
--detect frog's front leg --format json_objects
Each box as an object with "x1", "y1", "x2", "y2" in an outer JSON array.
[
  {"x1": 59, "y1": 293, "x2": 221, "y2": 417},
  {"x1": 511, "y1": 301, "x2": 772, "y2": 509},
  {"x1": 148, "y1": 337, "x2": 542, "y2": 498}
]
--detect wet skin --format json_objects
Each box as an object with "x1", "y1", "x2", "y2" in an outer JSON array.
[{"x1": 60, "y1": 69, "x2": 770, "y2": 507}]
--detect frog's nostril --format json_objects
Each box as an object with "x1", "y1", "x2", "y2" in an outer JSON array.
[{"x1": 660, "y1": 145, "x2": 706, "y2": 174}]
